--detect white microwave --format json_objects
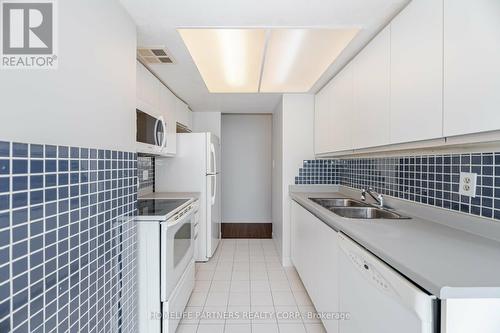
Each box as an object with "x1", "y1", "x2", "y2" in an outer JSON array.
[{"x1": 136, "y1": 109, "x2": 167, "y2": 156}]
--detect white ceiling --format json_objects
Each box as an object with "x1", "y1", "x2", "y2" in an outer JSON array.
[{"x1": 120, "y1": 0, "x2": 409, "y2": 113}]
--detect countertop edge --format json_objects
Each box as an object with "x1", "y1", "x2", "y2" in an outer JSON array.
[{"x1": 139, "y1": 192, "x2": 201, "y2": 200}]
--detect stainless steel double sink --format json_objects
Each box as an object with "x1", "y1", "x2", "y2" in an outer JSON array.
[{"x1": 309, "y1": 198, "x2": 410, "y2": 220}]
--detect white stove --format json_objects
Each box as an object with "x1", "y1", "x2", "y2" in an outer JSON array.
[{"x1": 136, "y1": 196, "x2": 199, "y2": 333}]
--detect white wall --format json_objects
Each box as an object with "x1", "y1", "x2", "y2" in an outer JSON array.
[
  {"x1": 221, "y1": 114, "x2": 272, "y2": 223},
  {"x1": 192, "y1": 112, "x2": 222, "y2": 138},
  {"x1": 272, "y1": 94, "x2": 315, "y2": 265},
  {"x1": 272, "y1": 100, "x2": 284, "y2": 259},
  {"x1": 0, "y1": 0, "x2": 137, "y2": 151}
]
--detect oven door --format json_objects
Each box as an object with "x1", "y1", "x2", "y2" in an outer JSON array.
[{"x1": 160, "y1": 208, "x2": 194, "y2": 302}]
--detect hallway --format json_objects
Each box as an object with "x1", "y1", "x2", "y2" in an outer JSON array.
[{"x1": 178, "y1": 239, "x2": 326, "y2": 333}]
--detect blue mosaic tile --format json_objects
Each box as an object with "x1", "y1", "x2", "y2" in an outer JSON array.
[
  {"x1": 45, "y1": 174, "x2": 56, "y2": 187},
  {"x1": 0, "y1": 178, "x2": 9, "y2": 193},
  {"x1": 0, "y1": 299, "x2": 10, "y2": 321},
  {"x1": 12, "y1": 192, "x2": 27, "y2": 209},
  {"x1": 0, "y1": 256, "x2": 8, "y2": 275},
  {"x1": 12, "y1": 209, "x2": 27, "y2": 225},
  {"x1": 30, "y1": 160, "x2": 43, "y2": 174},
  {"x1": 296, "y1": 151, "x2": 500, "y2": 222},
  {"x1": 58, "y1": 146, "x2": 68, "y2": 158},
  {"x1": 45, "y1": 145, "x2": 57, "y2": 158},
  {"x1": 12, "y1": 242, "x2": 27, "y2": 259},
  {"x1": 12, "y1": 143, "x2": 28, "y2": 158},
  {"x1": 58, "y1": 160, "x2": 68, "y2": 172},
  {"x1": 0, "y1": 142, "x2": 9, "y2": 157},
  {"x1": 30, "y1": 205, "x2": 43, "y2": 220},
  {"x1": 0, "y1": 160, "x2": 10, "y2": 175},
  {"x1": 30, "y1": 175, "x2": 43, "y2": 189},
  {"x1": 0, "y1": 140, "x2": 137, "y2": 333},
  {"x1": 0, "y1": 282, "x2": 9, "y2": 300},
  {"x1": 12, "y1": 160, "x2": 28, "y2": 174},
  {"x1": 0, "y1": 212, "x2": 9, "y2": 229},
  {"x1": 30, "y1": 144, "x2": 44, "y2": 158},
  {"x1": 45, "y1": 188, "x2": 57, "y2": 202},
  {"x1": 0, "y1": 195, "x2": 9, "y2": 211}
]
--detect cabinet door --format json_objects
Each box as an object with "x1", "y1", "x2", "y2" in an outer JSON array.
[
  {"x1": 353, "y1": 26, "x2": 391, "y2": 149},
  {"x1": 314, "y1": 64, "x2": 354, "y2": 155},
  {"x1": 391, "y1": 0, "x2": 443, "y2": 143},
  {"x1": 176, "y1": 99, "x2": 192, "y2": 130},
  {"x1": 136, "y1": 61, "x2": 160, "y2": 114},
  {"x1": 159, "y1": 87, "x2": 177, "y2": 155},
  {"x1": 314, "y1": 81, "x2": 333, "y2": 154},
  {"x1": 330, "y1": 64, "x2": 354, "y2": 152},
  {"x1": 444, "y1": 0, "x2": 500, "y2": 136},
  {"x1": 291, "y1": 202, "x2": 339, "y2": 333}
]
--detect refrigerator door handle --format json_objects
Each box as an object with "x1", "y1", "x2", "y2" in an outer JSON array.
[
  {"x1": 210, "y1": 143, "x2": 216, "y2": 174},
  {"x1": 211, "y1": 175, "x2": 217, "y2": 205}
]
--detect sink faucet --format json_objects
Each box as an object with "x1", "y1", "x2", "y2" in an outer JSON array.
[{"x1": 361, "y1": 187, "x2": 384, "y2": 208}]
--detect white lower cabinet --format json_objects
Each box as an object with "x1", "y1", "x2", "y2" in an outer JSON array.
[{"x1": 291, "y1": 201, "x2": 340, "y2": 333}]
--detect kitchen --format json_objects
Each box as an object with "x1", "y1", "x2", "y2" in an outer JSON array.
[{"x1": 0, "y1": 0, "x2": 499, "y2": 333}]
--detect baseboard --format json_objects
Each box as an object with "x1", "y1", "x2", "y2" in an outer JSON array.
[
  {"x1": 221, "y1": 223, "x2": 272, "y2": 239},
  {"x1": 282, "y1": 256, "x2": 293, "y2": 267}
]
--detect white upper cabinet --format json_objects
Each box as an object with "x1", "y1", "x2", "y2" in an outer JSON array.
[
  {"x1": 314, "y1": 79, "x2": 333, "y2": 154},
  {"x1": 136, "y1": 61, "x2": 160, "y2": 115},
  {"x1": 352, "y1": 26, "x2": 391, "y2": 149},
  {"x1": 443, "y1": 0, "x2": 500, "y2": 137},
  {"x1": 312, "y1": 0, "x2": 500, "y2": 156},
  {"x1": 314, "y1": 63, "x2": 354, "y2": 155},
  {"x1": 329, "y1": 64, "x2": 355, "y2": 152},
  {"x1": 137, "y1": 60, "x2": 193, "y2": 156},
  {"x1": 176, "y1": 99, "x2": 192, "y2": 130},
  {"x1": 391, "y1": 0, "x2": 443, "y2": 143},
  {"x1": 159, "y1": 87, "x2": 177, "y2": 155}
]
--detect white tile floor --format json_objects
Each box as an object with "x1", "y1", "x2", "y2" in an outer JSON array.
[{"x1": 177, "y1": 239, "x2": 326, "y2": 333}]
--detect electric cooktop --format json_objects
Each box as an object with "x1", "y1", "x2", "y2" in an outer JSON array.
[{"x1": 136, "y1": 198, "x2": 190, "y2": 220}]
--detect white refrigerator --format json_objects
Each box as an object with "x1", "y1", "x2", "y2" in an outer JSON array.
[{"x1": 155, "y1": 133, "x2": 221, "y2": 261}]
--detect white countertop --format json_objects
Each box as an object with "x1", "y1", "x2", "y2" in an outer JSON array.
[{"x1": 290, "y1": 186, "x2": 500, "y2": 299}]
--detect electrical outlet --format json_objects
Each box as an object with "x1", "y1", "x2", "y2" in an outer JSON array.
[
  {"x1": 142, "y1": 170, "x2": 149, "y2": 181},
  {"x1": 459, "y1": 172, "x2": 477, "y2": 197}
]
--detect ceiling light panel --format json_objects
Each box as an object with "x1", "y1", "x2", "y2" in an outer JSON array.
[
  {"x1": 260, "y1": 28, "x2": 359, "y2": 92},
  {"x1": 178, "y1": 28, "x2": 266, "y2": 93}
]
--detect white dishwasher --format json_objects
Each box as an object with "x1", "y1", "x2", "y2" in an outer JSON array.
[{"x1": 338, "y1": 233, "x2": 437, "y2": 333}]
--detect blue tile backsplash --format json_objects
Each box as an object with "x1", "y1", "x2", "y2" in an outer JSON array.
[
  {"x1": 295, "y1": 152, "x2": 500, "y2": 221},
  {"x1": 0, "y1": 141, "x2": 138, "y2": 332},
  {"x1": 137, "y1": 156, "x2": 154, "y2": 194}
]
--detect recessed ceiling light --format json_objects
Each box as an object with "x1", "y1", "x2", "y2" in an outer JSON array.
[
  {"x1": 178, "y1": 28, "x2": 266, "y2": 93},
  {"x1": 260, "y1": 28, "x2": 359, "y2": 92},
  {"x1": 178, "y1": 28, "x2": 360, "y2": 93}
]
